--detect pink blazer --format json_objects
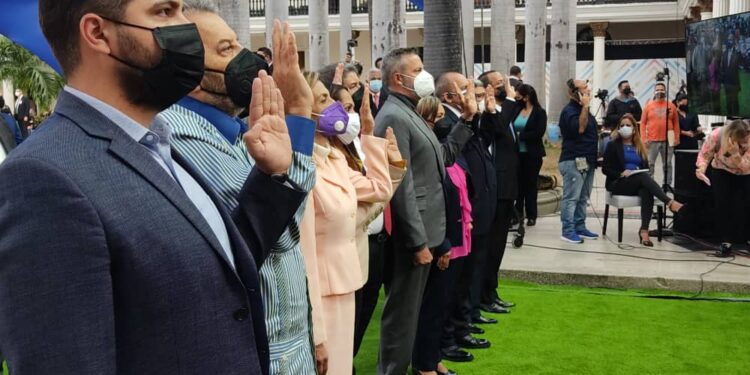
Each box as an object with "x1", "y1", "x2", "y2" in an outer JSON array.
[{"x1": 299, "y1": 135, "x2": 393, "y2": 345}]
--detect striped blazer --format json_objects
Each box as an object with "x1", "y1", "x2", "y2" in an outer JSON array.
[{"x1": 158, "y1": 103, "x2": 318, "y2": 375}]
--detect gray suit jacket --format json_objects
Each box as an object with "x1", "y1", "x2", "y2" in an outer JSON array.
[
  {"x1": 0, "y1": 91, "x2": 306, "y2": 374},
  {"x1": 374, "y1": 94, "x2": 472, "y2": 251}
]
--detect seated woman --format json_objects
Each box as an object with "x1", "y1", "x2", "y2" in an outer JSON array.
[{"x1": 602, "y1": 113, "x2": 683, "y2": 246}]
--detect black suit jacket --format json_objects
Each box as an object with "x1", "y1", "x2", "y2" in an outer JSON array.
[
  {"x1": 14, "y1": 96, "x2": 31, "y2": 138},
  {"x1": 511, "y1": 105, "x2": 547, "y2": 159},
  {"x1": 481, "y1": 100, "x2": 520, "y2": 200},
  {"x1": 0, "y1": 114, "x2": 17, "y2": 155},
  {"x1": 0, "y1": 91, "x2": 306, "y2": 374},
  {"x1": 602, "y1": 139, "x2": 649, "y2": 191}
]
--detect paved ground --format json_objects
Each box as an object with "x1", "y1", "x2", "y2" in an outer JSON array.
[{"x1": 501, "y1": 172, "x2": 750, "y2": 294}]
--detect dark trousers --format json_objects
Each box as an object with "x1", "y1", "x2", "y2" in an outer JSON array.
[
  {"x1": 466, "y1": 234, "x2": 490, "y2": 320},
  {"x1": 725, "y1": 85, "x2": 740, "y2": 116},
  {"x1": 482, "y1": 199, "x2": 514, "y2": 304},
  {"x1": 354, "y1": 232, "x2": 388, "y2": 358},
  {"x1": 440, "y1": 255, "x2": 471, "y2": 350},
  {"x1": 711, "y1": 169, "x2": 750, "y2": 244},
  {"x1": 609, "y1": 173, "x2": 671, "y2": 230},
  {"x1": 412, "y1": 254, "x2": 456, "y2": 372},
  {"x1": 516, "y1": 153, "x2": 543, "y2": 220}
]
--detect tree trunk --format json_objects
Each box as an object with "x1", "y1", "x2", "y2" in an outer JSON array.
[
  {"x1": 569, "y1": 2, "x2": 577, "y2": 79},
  {"x1": 216, "y1": 0, "x2": 251, "y2": 49},
  {"x1": 490, "y1": 0, "x2": 516, "y2": 75},
  {"x1": 265, "y1": 0, "x2": 289, "y2": 48},
  {"x1": 549, "y1": 0, "x2": 572, "y2": 121},
  {"x1": 424, "y1": 0, "x2": 463, "y2": 78},
  {"x1": 309, "y1": 0, "x2": 330, "y2": 71},
  {"x1": 371, "y1": 0, "x2": 407, "y2": 63},
  {"x1": 524, "y1": 0, "x2": 547, "y2": 107},
  {"x1": 340, "y1": 0, "x2": 353, "y2": 61},
  {"x1": 461, "y1": 0, "x2": 475, "y2": 76}
]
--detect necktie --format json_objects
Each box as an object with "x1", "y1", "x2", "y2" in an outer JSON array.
[{"x1": 373, "y1": 93, "x2": 380, "y2": 108}]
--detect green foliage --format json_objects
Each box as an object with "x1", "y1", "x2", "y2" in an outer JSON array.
[{"x1": 0, "y1": 35, "x2": 65, "y2": 114}]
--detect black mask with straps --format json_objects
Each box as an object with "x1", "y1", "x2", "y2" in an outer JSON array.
[
  {"x1": 102, "y1": 17, "x2": 205, "y2": 108},
  {"x1": 202, "y1": 48, "x2": 269, "y2": 108}
]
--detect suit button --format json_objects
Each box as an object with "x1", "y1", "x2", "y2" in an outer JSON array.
[{"x1": 234, "y1": 308, "x2": 250, "y2": 321}]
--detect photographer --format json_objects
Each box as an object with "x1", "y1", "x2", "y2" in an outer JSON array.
[{"x1": 605, "y1": 80, "x2": 642, "y2": 130}]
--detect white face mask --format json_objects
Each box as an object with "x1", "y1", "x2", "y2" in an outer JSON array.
[
  {"x1": 337, "y1": 112, "x2": 361, "y2": 145},
  {"x1": 619, "y1": 125, "x2": 634, "y2": 139},
  {"x1": 401, "y1": 71, "x2": 435, "y2": 98}
]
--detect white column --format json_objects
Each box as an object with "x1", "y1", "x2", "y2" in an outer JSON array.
[
  {"x1": 490, "y1": 0, "x2": 516, "y2": 75},
  {"x1": 309, "y1": 0, "x2": 330, "y2": 71},
  {"x1": 569, "y1": 1, "x2": 577, "y2": 79},
  {"x1": 591, "y1": 22, "x2": 608, "y2": 124},
  {"x1": 462, "y1": 0, "x2": 475, "y2": 76},
  {"x1": 2, "y1": 80, "x2": 14, "y2": 115},
  {"x1": 700, "y1": 11, "x2": 713, "y2": 19},
  {"x1": 713, "y1": 0, "x2": 729, "y2": 17},
  {"x1": 524, "y1": 0, "x2": 547, "y2": 107},
  {"x1": 548, "y1": 0, "x2": 573, "y2": 122},
  {"x1": 729, "y1": 0, "x2": 750, "y2": 13},
  {"x1": 340, "y1": 0, "x2": 353, "y2": 61},
  {"x1": 371, "y1": 0, "x2": 407, "y2": 62},
  {"x1": 265, "y1": 0, "x2": 289, "y2": 48}
]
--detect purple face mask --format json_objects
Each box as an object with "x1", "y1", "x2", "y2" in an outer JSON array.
[{"x1": 315, "y1": 101, "x2": 349, "y2": 136}]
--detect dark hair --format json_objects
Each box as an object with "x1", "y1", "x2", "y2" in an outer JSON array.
[
  {"x1": 374, "y1": 57, "x2": 383, "y2": 66},
  {"x1": 382, "y1": 48, "x2": 419, "y2": 89},
  {"x1": 618, "y1": 80, "x2": 629, "y2": 89},
  {"x1": 330, "y1": 86, "x2": 349, "y2": 102},
  {"x1": 257, "y1": 47, "x2": 272, "y2": 60},
  {"x1": 516, "y1": 84, "x2": 541, "y2": 108},
  {"x1": 477, "y1": 70, "x2": 496, "y2": 88},
  {"x1": 353, "y1": 62, "x2": 364, "y2": 76},
  {"x1": 318, "y1": 63, "x2": 359, "y2": 91},
  {"x1": 0, "y1": 96, "x2": 4, "y2": 108},
  {"x1": 39, "y1": 0, "x2": 132, "y2": 76},
  {"x1": 655, "y1": 82, "x2": 666, "y2": 90},
  {"x1": 510, "y1": 65, "x2": 521, "y2": 76}
]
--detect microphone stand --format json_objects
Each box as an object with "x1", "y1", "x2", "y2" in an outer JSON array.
[{"x1": 660, "y1": 68, "x2": 674, "y2": 236}]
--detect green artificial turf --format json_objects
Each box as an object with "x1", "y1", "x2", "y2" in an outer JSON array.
[{"x1": 354, "y1": 280, "x2": 750, "y2": 375}]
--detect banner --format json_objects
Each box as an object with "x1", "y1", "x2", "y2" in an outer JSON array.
[{"x1": 0, "y1": 0, "x2": 62, "y2": 74}]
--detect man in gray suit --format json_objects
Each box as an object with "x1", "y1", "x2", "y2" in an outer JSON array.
[
  {"x1": 375, "y1": 48, "x2": 475, "y2": 375},
  {"x1": 0, "y1": 1, "x2": 311, "y2": 374}
]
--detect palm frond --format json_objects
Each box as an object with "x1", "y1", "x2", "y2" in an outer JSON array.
[{"x1": 0, "y1": 35, "x2": 65, "y2": 113}]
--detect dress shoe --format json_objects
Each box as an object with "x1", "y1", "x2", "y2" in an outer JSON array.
[
  {"x1": 472, "y1": 315, "x2": 497, "y2": 324},
  {"x1": 441, "y1": 346, "x2": 474, "y2": 362},
  {"x1": 456, "y1": 334, "x2": 491, "y2": 349},
  {"x1": 527, "y1": 218, "x2": 536, "y2": 226},
  {"x1": 480, "y1": 302, "x2": 510, "y2": 314},
  {"x1": 494, "y1": 298, "x2": 515, "y2": 308},
  {"x1": 467, "y1": 323, "x2": 484, "y2": 334},
  {"x1": 439, "y1": 370, "x2": 458, "y2": 375},
  {"x1": 716, "y1": 243, "x2": 733, "y2": 258}
]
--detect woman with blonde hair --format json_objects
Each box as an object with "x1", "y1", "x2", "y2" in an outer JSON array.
[
  {"x1": 415, "y1": 96, "x2": 445, "y2": 128},
  {"x1": 696, "y1": 119, "x2": 750, "y2": 257},
  {"x1": 602, "y1": 113, "x2": 683, "y2": 246},
  {"x1": 299, "y1": 71, "x2": 405, "y2": 374}
]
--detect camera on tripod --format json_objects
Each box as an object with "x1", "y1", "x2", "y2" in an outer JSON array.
[
  {"x1": 595, "y1": 89, "x2": 609, "y2": 101},
  {"x1": 656, "y1": 67, "x2": 670, "y2": 81}
]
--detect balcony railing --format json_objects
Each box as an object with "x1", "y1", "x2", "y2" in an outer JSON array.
[{"x1": 248, "y1": 0, "x2": 676, "y2": 18}]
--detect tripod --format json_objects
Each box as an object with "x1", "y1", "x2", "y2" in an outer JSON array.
[{"x1": 657, "y1": 67, "x2": 674, "y2": 235}]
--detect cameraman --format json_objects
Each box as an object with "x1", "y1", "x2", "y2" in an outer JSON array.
[{"x1": 605, "y1": 80, "x2": 642, "y2": 130}]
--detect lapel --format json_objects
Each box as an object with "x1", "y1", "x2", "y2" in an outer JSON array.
[
  {"x1": 54, "y1": 92, "x2": 240, "y2": 275},
  {"x1": 615, "y1": 140, "x2": 626, "y2": 168},
  {"x1": 313, "y1": 144, "x2": 353, "y2": 192},
  {"x1": 391, "y1": 96, "x2": 445, "y2": 179}
]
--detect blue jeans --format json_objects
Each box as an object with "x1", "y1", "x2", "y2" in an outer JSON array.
[{"x1": 559, "y1": 160, "x2": 596, "y2": 235}]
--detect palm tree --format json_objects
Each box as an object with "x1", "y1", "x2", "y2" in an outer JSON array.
[
  {"x1": 0, "y1": 36, "x2": 64, "y2": 114},
  {"x1": 524, "y1": 0, "x2": 547, "y2": 107},
  {"x1": 216, "y1": 0, "x2": 251, "y2": 48},
  {"x1": 424, "y1": 0, "x2": 463, "y2": 78},
  {"x1": 549, "y1": 0, "x2": 573, "y2": 119},
  {"x1": 491, "y1": 0, "x2": 516, "y2": 76}
]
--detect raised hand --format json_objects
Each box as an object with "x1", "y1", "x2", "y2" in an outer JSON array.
[
  {"x1": 244, "y1": 70, "x2": 292, "y2": 175},
  {"x1": 333, "y1": 63, "x2": 345, "y2": 86},
  {"x1": 271, "y1": 19, "x2": 313, "y2": 118},
  {"x1": 384, "y1": 127, "x2": 403, "y2": 164},
  {"x1": 359, "y1": 85, "x2": 374, "y2": 136},
  {"x1": 504, "y1": 73, "x2": 516, "y2": 100},
  {"x1": 457, "y1": 79, "x2": 477, "y2": 120},
  {"x1": 485, "y1": 84, "x2": 497, "y2": 113}
]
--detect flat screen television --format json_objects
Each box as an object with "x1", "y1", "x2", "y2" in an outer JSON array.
[{"x1": 686, "y1": 11, "x2": 750, "y2": 118}]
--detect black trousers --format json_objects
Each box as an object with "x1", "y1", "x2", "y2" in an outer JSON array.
[
  {"x1": 482, "y1": 199, "x2": 514, "y2": 305},
  {"x1": 354, "y1": 232, "x2": 388, "y2": 358},
  {"x1": 412, "y1": 253, "x2": 456, "y2": 371},
  {"x1": 725, "y1": 85, "x2": 740, "y2": 116},
  {"x1": 609, "y1": 173, "x2": 671, "y2": 230},
  {"x1": 516, "y1": 153, "x2": 543, "y2": 220},
  {"x1": 711, "y1": 169, "x2": 750, "y2": 244},
  {"x1": 440, "y1": 253, "x2": 473, "y2": 350}
]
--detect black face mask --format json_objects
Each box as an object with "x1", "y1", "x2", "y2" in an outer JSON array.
[
  {"x1": 495, "y1": 87, "x2": 508, "y2": 102},
  {"x1": 203, "y1": 48, "x2": 268, "y2": 109},
  {"x1": 104, "y1": 18, "x2": 205, "y2": 110},
  {"x1": 352, "y1": 85, "x2": 365, "y2": 113},
  {"x1": 623, "y1": 87, "x2": 633, "y2": 96},
  {"x1": 679, "y1": 104, "x2": 688, "y2": 112}
]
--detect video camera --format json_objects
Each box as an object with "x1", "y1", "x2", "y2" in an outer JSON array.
[{"x1": 595, "y1": 89, "x2": 609, "y2": 101}]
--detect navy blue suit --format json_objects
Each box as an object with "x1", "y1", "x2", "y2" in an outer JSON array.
[{"x1": 0, "y1": 92, "x2": 306, "y2": 375}]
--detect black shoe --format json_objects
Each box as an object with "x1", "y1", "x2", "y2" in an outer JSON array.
[
  {"x1": 439, "y1": 369, "x2": 458, "y2": 375},
  {"x1": 527, "y1": 219, "x2": 536, "y2": 227},
  {"x1": 441, "y1": 346, "x2": 474, "y2": 362},
  {"x1": 472, "y1": 315, "x2": 498, "y2": 324},
  {"x1": 716, "y1": 243, "x2": 733, "y2": 258},
  {"x1": 480, "y1": 302, "x2": 510, "y2": 314},
  {"x1": 456, "y1": 334, "x2": 491, "y2": 349},
  {"x1": 467, "y1": 323, "x2": 484, "y2": 334},
  {"x1": 495, "y1": 298, "x2": 515, "y2": 308}
]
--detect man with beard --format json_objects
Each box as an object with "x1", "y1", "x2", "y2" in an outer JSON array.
[
  {"x1": 605, "y1": 80, "x2": 643, "y2": 130},
  {"x1": 157, "y1": 3, "x2": 318, "y2": 374},
  {"x1": 0, "y1": 1, "x2": 309, "y2": 374}
]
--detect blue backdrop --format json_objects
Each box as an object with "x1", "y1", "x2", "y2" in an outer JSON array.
[{"x1": 0, "y1": 0, "x2": 62, "y2": 74}]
